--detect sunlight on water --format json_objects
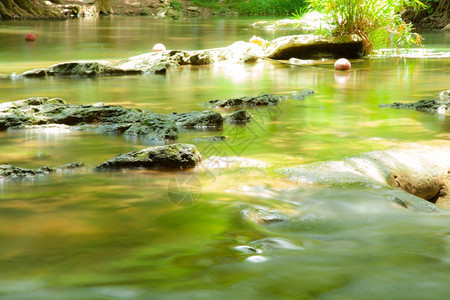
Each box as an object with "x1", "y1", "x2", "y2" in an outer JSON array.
[{"x1": 0, "y1": 17, "x2": 449, "y2": 299}]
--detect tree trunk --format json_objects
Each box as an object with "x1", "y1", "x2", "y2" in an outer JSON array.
[
  {"x1": 0, "y1": 0, "x2": 63, "y2": 19},
  {"x1": 96, "y1": 0, "x2": 113, "y2": 15},
  {"x1": 404, "y1": 0, "x2": 450, "y2": 29}
]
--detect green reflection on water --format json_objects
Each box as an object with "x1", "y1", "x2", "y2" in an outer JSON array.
[{"x1": 0, "y1": 17, "x2": 450, "y2": 299}]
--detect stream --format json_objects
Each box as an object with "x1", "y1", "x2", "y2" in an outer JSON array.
[{"x1": 0, "y1": 16, "x2": 449, "y2": 299}]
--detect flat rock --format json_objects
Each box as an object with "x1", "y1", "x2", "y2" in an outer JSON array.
[
  {"x1": 265, "y1": 34, "x2": 364, "y2": 60},
  {"x1": 22, "y1": 61, "x2": 142, "y2": 77},
  {"x1": 94, "y1": 143, "x2": 202, "y2": 171}
]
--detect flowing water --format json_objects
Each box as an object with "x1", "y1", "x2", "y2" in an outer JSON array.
[{"x1": 0, "y1": 16, "x2": 449, "y2": 299}]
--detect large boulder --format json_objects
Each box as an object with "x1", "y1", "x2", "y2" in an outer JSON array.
[
  {"x1": 94, "y1": 143, "x2": 202, "y2": 171},
  {"x1": 265, "y1": 34, "x2": 364, "y2": 60}
]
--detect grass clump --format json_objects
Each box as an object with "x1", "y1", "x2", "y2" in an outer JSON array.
[
  {"x1": 191, "y1": 0, "x2": 308, "y2": 15},
  {"x1": 304, "y1": 0, "x2": 427, "y2": 54}
]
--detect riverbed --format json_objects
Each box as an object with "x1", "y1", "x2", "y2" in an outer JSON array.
[{"x1": 0, "y1": 16, "x2": 449, "y2": 299}]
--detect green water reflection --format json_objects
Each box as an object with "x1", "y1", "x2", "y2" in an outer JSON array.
[{"x1": 0, "y1": 17, "x2": 449, "y2": 299}]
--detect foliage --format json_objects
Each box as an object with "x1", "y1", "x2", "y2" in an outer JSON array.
[
  {"x1": 170, "y1": 0, "x2": 183, "y2": 11},
  {"x1": 291, "y1": 6, "x2": 311, "y2": 19},
  {"x1": 306, "y1": 0, "x2": 427, "y2": 54},
  {"x1": 191, "y1": 0, "x2": 308, "y2": 15}
]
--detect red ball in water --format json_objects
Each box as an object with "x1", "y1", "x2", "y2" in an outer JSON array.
[
  {"x1": 25, "y1": 33, "x2": 36, "y2": 41},
  {"x1": 334, "y1": 58, "x2": 351, "y2": 71}
]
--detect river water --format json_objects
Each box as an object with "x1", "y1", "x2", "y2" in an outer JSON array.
[{"x1": 0, "y1": 16, "x2": 449, "y2": 299}]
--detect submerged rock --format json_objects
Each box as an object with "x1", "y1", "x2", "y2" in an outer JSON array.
[
  {"x1": 0, "y1": 164, "x2": 55, "y2": 179},
  {"x1": 265, "y1": 34, "x2": 364, "y2": 60},
  {"x1": 94, "y1": 143, "x2": 202, "y2": 171},
  {"x1": 0, "y1": 162, "x2": 85, "y2": 179},
  {"x1": 380, "y1": 99, "x2": 450, "y2": 114},
  {"x1": 193, "y1": 135, "x2": 227, "y2": 143},
  {"x1": 205, "y1": 94, "x2": 285, "y2": 108},
  {"x1": 280, "y1": 146, "x2": 450, "y2": 210}
]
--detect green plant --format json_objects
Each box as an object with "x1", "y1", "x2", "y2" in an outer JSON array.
[
  {"x1": 170, "y1": 0, "x2": 183, "y2": 11},
  {"x1": 307, "y1": 0, "x2": 427, "y2": 54},
  {"x1": 291, "y1": 6, "x2": 310, "y2": 19}
]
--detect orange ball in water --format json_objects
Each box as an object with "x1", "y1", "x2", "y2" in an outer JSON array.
[
  {"x1": 334, "y1": 58, "x2": 351, "y2": 71},
  {"x1": 25, "y1": 33, "x2": 36, "y2": 41},
  {"x1": 152, "y1": 43, "x2": 166, "y2": 52}
]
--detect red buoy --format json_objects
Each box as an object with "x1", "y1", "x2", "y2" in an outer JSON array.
[
  {"x1": 25, "y1": 33, "x2": 36, "y2": 41},
  {"x1": 334, "y1": 58, "x2": 351, "y2": 71}
]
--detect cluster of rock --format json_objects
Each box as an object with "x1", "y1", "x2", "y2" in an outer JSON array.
[
  {"x1": 0, "y1": 93, "x2": 284, "y2": 177},
  {"x1": 0, "y1": 97, "x2": 223, "y2": 141}
]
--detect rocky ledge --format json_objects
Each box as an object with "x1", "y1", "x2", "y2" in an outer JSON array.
[
  {"x1": 17, "y1": 34, "x2": 363, "y2": 78},
  {"x1": 0, "y1": 97, "x2": 223, "y2": 141},
  {"x1": 21, "y1": 42, "x2": 264, "y2": 77},
  {"x1": 94, "y1": 143, "x2": 201, "y2": 171}
]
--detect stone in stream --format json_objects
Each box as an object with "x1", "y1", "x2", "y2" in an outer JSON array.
[
  {"x1": 224, "y1": 110, "x2": 253, "y2": 123},
  {"x1": 0, "y1": 97, "x2": 223, "y2": 141},
  {"x1": 205, "y1": 94, "x2": 285, "y2": 108},
  {"x1": 170, "y1": 111, "x2": 223, "y2": 128},
  {"x1": 94, "y1": 143, "x2": 202, "y2": 171}
]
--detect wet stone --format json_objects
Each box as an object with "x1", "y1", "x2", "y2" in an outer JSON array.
[
  {"x1": 225, "y1": 110, "x2": 253, "y2": 123},
  {"x1": 94, "y1": 143, "x2": 202, "y2": 171}
]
